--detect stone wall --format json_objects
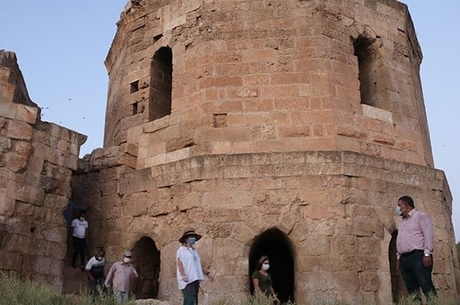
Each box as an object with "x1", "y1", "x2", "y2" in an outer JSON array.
[
  {"x1": 0, "y1": 50, "x2": 86, "y2": 289},
  {"x1": 75, "y1": 150, "x2": 459, "y2": 304}
]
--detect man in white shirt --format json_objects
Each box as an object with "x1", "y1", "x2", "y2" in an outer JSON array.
[
  {"x1": 71, "y1": 211, "x2": 88, "y2": 269},
  {"x1": 85, "y1": 248, "x2": 106, "y2": 295}
]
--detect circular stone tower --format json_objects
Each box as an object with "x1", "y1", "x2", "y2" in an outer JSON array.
[{"x1": 85, "y1": 0, "x2": 459, "y2": 303}]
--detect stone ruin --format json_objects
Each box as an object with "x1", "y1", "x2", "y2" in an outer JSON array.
[{"x1": 1, "y1": 0, "x2": 460, "y2": 304}]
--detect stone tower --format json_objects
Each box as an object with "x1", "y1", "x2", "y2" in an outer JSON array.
[{"x1": 74, "y1": 0, "x2": 459, "y2": 304}]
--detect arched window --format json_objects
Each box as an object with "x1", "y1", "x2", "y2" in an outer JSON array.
[
  {"x1": 353, "y1": 35, "x2": 388, "y2": 110},
  {"x1": 149, "y1": 46, "x2": 172, "y2": 121}
]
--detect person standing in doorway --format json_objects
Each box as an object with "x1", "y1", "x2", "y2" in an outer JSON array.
[
  {"x1": 104, "y1": 251, "x2": 139, "y2": 303},
  {"x1": 176, "y1": 229, "x2": 213, "y2": 305},
  {"x1": 85, "y1": 248, "x2": 106, "y2": 296},
  {"x1": 252, "y1": 255, "x2": 280, "y2": 305},
  {"x1": 396, "y1": 195, "x2": 437, "y2": 302},
  {"x1": 71, "y1": 211, "x2": 88, "y2": 269}
]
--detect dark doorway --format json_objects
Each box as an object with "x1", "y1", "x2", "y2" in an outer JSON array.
[
  {"x1": 130, "y1": 236, "x2": 161, "y2": 299},
  {"x1": 249, "y1": 228, "x2": 295, "y2": 303},
  {"x1": 389, "y1": 230, "x2": 407, "y2": 302}
]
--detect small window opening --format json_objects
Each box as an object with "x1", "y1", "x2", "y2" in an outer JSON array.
[
  {"x1": 213, "y1": 113, "x2": 227, "y2": 128},
  {"x1": 130, "y1": 80, "x2": 139, "y2": 93},
  {"x1": 132, "y1": 102, "x2": 138, "y2": 115},
  {"x1": 153, "y1": 34, "x2": 163, "y2": 43}
]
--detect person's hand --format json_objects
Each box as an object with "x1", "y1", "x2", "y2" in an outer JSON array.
[
  {"x1": 206, "y1": 273, "x2": 215, "y2": 281},
  {"x1": 182, "y1": 275, "x2": 189, "y2": 282},
  {"x1": 104, "y1": 283, "x2": 110, "y2": 289},
  {"x1": 423, "y1": 255, "x2": 432, "y2": 268},
  {"x1": 274, "y1": 297, "x2": 281, "y2": 305},
  {"x1": 396, "y1": 259, "x2": 400, "y2": 271}
]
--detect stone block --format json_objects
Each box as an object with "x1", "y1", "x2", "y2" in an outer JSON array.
[
  {"x1": 6, "y1": 120, "x2": 33, "y2": 140},
  {"x1": 0, "y1": 102, "x2": 16, "y2": 119},
  {"x1": 15, "y1": 104, "x2": 38, "y2": 124}
]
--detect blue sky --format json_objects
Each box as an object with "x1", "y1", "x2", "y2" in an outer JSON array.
[{"x1": 1, "y1": 1, "x2": 459, "y2": 241}]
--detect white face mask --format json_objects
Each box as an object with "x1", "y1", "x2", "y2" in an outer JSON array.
[
  {"x1": 396, "y1": 206, "x2": 404, "y2": 216},
  {"x1": 123, "y1": 257, "x2": 131, "y2": 263},
  {"x1": 262, "y1": 263, "x2": 270, "y2": 271}
]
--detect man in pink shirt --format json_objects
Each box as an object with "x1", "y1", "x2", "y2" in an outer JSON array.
[
  {"x1": 104, "y1": 251, "x2": 139, "y2": 303},
  {"x1": 396, "y1": 195, "x2": 437, "y2": 303}
]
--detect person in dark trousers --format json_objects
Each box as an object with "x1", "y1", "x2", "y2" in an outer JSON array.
[
  {"x1": 85, "y1": 248, "x2": 106, "y2": 296},
  {"x1": 71, "y1": 211, "x2": 88, "y2": 269},
  {"x1": 176, "y1": 229, "x2": 213, "y2": 305},
  {"x1": 396, "y1": 195, "x2": 437, "y2": 303}
]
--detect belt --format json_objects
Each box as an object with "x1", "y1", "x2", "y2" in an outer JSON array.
[{"x1": 400, "y1": 249, "x2": 424, "y2": 258}]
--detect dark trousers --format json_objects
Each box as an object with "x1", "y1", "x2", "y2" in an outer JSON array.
[
  {"x1": 182, "y1": 280, "x2": 199, "y2": 305},
  {"x1": 88, "y1": 277, "x2": 105, "y2": 296},
  {"x1": 400, "y1": 250, "x2": 437, "y2": 303},
  {"x1": 72, "y1": 236, "x2": 86, "y2": 268}
]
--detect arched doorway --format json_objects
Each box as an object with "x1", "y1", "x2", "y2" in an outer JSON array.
[
  {"x1": 389, "y1": 230, "x2": 407, "y2": 302},
  {"x1": 249, "y1": 228, "x2": 295, "y2": 303},
  {"x1": 130, "y1": 236, "x2": 161, "y2": 299}
]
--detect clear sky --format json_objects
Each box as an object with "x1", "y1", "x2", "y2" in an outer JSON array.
[{"x1": 1, "y1": 1, "x2": 459, "y2": 241}]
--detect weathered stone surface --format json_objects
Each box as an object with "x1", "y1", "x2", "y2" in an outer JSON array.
[
  {"x1": 0, "y1": 50, "x2": 85, "y2": 291},
  {"x1": 1, "y1": 0, "x2": 459, "y2": 303}
]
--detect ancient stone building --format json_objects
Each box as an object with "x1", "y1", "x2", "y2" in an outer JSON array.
[
  {"x1": 1, "y1": 0, "x2": 459, "y2": 304},
  {"x1": 70, "y1": 0, "x2": 460, "y2": 303},
  {"x1": 0, "y1": 50, "x2": 86, "y2": 289}
]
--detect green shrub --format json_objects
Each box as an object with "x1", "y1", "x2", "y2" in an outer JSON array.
[
  {"x1": 0, "y1": 272, "x2": 136, "y2": 305},
  {"x1": 0, "y1": 272, "x2": 67, "y2": 305}
]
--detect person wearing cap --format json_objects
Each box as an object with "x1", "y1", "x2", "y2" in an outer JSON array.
[
  {"x1": 176, "y1": 229, "x2": 213, "y2": 305},
  {"x1": 104, "y1": 251, "x2": 139, "y2": 303}
]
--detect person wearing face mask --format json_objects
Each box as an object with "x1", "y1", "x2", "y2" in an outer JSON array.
[
  {"x1": 396, "y1": 195, "x2": 437, "y2": 303},
  {"x1": 71, "y1": 211, "x2": 89, "y2": 269},
  {"x1": 85, "y1": 248, "x2": 106, "y2": 296},
  {"x1": 252, "y1": 255, "x2": 280, "y2": 305},
  {"x1": 176, "y1": 229, "x2": 213, "y2": 305},
  {"x1": 104, "y1": 251, "x2": 139, "y2": 303}
]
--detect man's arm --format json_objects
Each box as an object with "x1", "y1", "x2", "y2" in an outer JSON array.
[
  {"x1": 104, "y1": 263, "x2": 116, "y2": 287},
  {"x1": 420, "y1": 213, "x2": 434, "y2": 254}
]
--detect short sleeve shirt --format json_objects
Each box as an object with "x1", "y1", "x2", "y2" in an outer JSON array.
[
  {"x1": 252, "y1": 270, "x2": 272, "y2": 297},
  {"x1": 71, "y1": 218, "x2": 88, "y2": 238},
  {"x1": 176, "y1": 246, "x2": 204, "y2": 290}
]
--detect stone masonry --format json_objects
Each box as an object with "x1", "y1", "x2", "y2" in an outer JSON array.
[
  {"x1": 1, "y1": 0, "x2": 459, "y2": 304},
  {"x1": 73, "y1": 0, "x2": 459, "y2": 304},
  {"x1": 0, "y1": 50, "x2": 86, "y2": 290}
]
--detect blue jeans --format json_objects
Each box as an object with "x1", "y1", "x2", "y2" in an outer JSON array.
[
  {"x1": 113, "y1": 289, "x2": 129, "y2": 303},
  {"x1": 400, "y1": 251, "x2": 437, "y2": 302}
]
